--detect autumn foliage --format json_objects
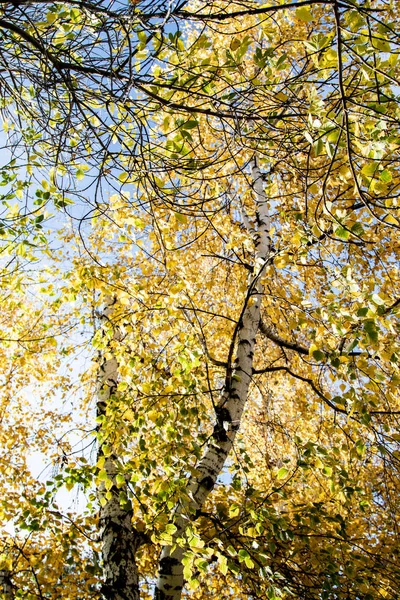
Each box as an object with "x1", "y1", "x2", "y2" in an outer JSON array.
[{"x1": 0, "y1": 1, "x2": 399, "y2": 599}]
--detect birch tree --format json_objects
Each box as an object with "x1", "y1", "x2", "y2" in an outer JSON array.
[
  {"x1": 83, "y1": 132, "x2": 400, "y2": 599},
  {"x1": 97, "y1": 297, "x2": 148, "y2": 600},
  {"x1": 153, "y1": 158, "x2": 272, "y2": 599},
  {"x1": 0, "y1": 0, "x2": 400, "y2": 599}
]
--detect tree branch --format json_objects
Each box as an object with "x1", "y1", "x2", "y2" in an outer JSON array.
[{"x1": 259, "y1": 318, "x2": 309, "y2": 356}]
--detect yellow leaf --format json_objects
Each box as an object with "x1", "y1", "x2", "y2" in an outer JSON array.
[
  {"x1": 385, "y1": 214, "x2": 398, "y2": 225},
  {"x1": 296, "y1": 7, "x2": 313, "y2": 22}
]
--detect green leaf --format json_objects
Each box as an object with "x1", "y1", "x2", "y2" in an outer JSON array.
[
  {"x1": 230, "y1": 38, "x2": 241, "y2": 51},
  {"x1": 218, "y1": 555, "x2": 228, "y2": 575},
  {"x1": 187, "y1": 577, "x2": 200, "y2": 590},
  {"x1": 102, "y1": 444, "x2": 112, "y2": 457},
  {"x1": 361, "y1": 162, "x2": 378, "y2": 177},
  {"x1": 183, "y1": 562, "x2": 192, "y2": 581},
  {"x1": 195, "y1": 558, "x2": 208, "y2": 572},
  {"x1": 118, "y1": 172, "x2": 129, "y2": 183},
  {"x1": 238, "y1": 549, "x2": 252, "y2": 565},
  {"x1": 363, "y1": 320, "x2": 378, "y2": 343},
  {"x1": 181, "y1": 120, "x2": 198, "y2": 130},
  {"x1": 296, "y1": 7, "x2": 313, "y2": 22},
  {"x1": 174, "y1": 212, "x2": 188, "y2": 224},
  {"x1": 98, "y1": 469, "x2": 108, "y2": 481},
  {"x1": 165, "y1": 523, "x2": 177, "y2": 535},
  {"x1": 312, "y1": 349, "x2": 325, "y2": 361},
  {"x1": 116, "y1": 474, "x2": 125, "y2": 487},
  {"x1": 276, "y1": 467, "x2": 289, "y2": 480},
  {"x1": 335, "y1": 226, "x2": 350, "y2": 240},
  {"x1": 351, "y1": 222, "x2": 364, "y2": 236},
  {"x1": 380, "y1": 169, "x2": 392, "y2": 183},
  {"x1": 372, "y1": 37, "x2": 391, "y2": 52},
  {"x1": 137, "y1": 30, "x2": 147, "y2": 45},
  {"x1": 356, "y1": 440, "x2": 366, "y2": 457}
]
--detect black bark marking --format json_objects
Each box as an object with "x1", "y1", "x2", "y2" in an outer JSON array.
[
  {"x1": 216, "y1": 406, "x2": 231, "y2": 422},
  {"x1": 101, "y1": 582, "x2": 140, "y2": 600},
  {"x1": 154, "y1": 585, "x2": 182, "y2": 600},
  {"x1": 213, "y1": 405, "x2": 232, "y2": 442},
  {"x1": 154, "y1": 588, "x2": 166, "y2": 600},
  {"x1": 199, "y1": 475, "x2": 214, "y2": 491},
  {"x1": 159, "y1": 556, "x2": 181, "y2": 576},
  {"x1": 213, "y1": 425, "x2": 228, "y2": 442}
]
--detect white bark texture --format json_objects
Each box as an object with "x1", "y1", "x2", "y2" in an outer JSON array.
[
  {"x1": 98, "y1": 299, "x2": 144, "y2": 600},
  {"x1": 154, "y1": 160, "x2": 271, "y2": 600}
]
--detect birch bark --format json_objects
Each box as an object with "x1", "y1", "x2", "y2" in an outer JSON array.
[
  {"x1": 154, "y1": 159, "x2": 271, "y2": 600},
  {"x1": 97, "y1": 298, "x2": 145, "y2": 600},
  {"x1": 0, "y1": 570, "x2": 13, "y2": 599}
]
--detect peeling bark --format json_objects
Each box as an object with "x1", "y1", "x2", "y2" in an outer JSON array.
[
  {"x1": 154, "y1": 159, "x2": 272, "y2": 600},
  {"x1": 97, "y1": 298, "x2": 145, "y2": 600}
]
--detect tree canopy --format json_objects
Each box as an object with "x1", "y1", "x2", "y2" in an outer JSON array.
[{"x1": 0, "y1": 1, "x2": 399, "y2": 599}]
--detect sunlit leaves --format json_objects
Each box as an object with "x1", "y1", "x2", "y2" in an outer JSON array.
[
  {"x1": 0, "y1": 0, "x2": 399, "y2": 599},
  {"x1": 295, "y1": 7, "x2": 314, "y2": 23}
]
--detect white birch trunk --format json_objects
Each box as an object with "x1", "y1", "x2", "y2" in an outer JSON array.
[
  {"x1": 97, "y1": 298, "x2": 145, "y2": 600},
  {"x1": 154, "y1": 160, "x2": 271, "y2": 600}
]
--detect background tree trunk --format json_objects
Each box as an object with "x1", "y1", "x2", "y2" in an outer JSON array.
[
  {"x1": 0, "y1": 570, "x2": 13, "y2": 599},
  {"x1": 97, "y1": 298, "x2": 145, "y2": 600}
]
